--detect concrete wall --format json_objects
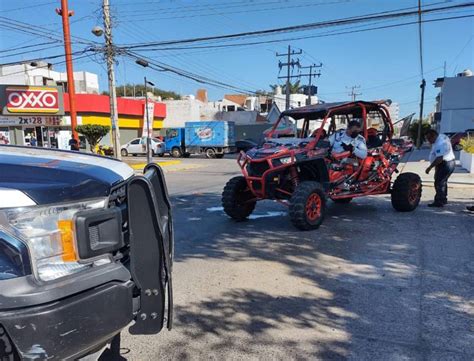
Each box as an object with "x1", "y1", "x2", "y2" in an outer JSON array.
[
  {"x1": 235, "y1": 124, "x2": 270, "y2": 142},
  {"x1": 439, "y1": 76, "x2": 474, "y2": 132}
]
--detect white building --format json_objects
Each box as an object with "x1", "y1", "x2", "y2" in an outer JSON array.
[
  {"x1": 0, "y1": 62, "x2": 99, "y2": 94},
  {"x1": 434, "y1": 69, "x2": 474, "y2": 133},
  {"x1": 271, "y1": 85, "x2": 319, "y2": 110}
]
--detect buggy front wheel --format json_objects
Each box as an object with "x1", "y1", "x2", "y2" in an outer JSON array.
[
  {"x1": 222, "y1": 176, "x2": 256, "y2": 221},
  {"x1": 391, "y1": 172, "x2": 422, "y2": 212},
  {"x1": 289, "y1": 181, "x2": 326, "y2": 231}
]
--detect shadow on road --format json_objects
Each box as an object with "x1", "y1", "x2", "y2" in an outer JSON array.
[{"x1": 123, "y1": 190, "x2": 473, "y2": 359}]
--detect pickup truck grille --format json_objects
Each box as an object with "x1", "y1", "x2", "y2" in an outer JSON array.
[{"x1": 108, "y1": 183, "x2": 130, "y2": 260}]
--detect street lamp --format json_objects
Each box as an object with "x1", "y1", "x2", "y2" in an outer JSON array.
[
  {"x1": 144, "y1": 77, "x2": 155, "y2": 165},
  {"x1": 135, "y1": 59, "x2": 155, "y2": 164}
]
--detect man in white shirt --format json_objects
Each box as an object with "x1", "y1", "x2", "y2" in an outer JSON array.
[
  {"x1": 329, "y1": 120, "x2": 368, "y2": 160},
  {"x1": 425, "y1": 129, "x2": 456, "y2": 207}
]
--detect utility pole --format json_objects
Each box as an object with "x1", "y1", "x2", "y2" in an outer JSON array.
[
  {"x1": 276, "y1": 45, "x2": 302, "y2": 110},
  {"x1": 347, "y1": 85, "x2": 362, "y2": 102},
  {"x1": 103, "y1": 0, "x2": 121, "y2": 159},
  {"x1": 300, "y1": 63, "x2": 322, "y2": 105},
  {"x1": 416, "y1": 0, "x2": 426, "y2": 149},
  {"x1": 56, "y1": 0, "x2": 78, "y2": 143}
]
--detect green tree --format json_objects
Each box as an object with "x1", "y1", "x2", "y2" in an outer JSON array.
[
  {"x1": 409, "y1": 121, "x2": 432, "y2": 142},
  {"x1": 113, "y1": 84, "x2": 181, "y2": 99},
  {"x1": 76, "y1": 124, "x2": 110, "y2": 153},
  {"x1": 269, "y1": 81, "x2": 303, "y2": 95}
]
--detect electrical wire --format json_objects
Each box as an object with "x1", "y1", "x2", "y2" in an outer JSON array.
[{"x1": 119, "y1": 2, "x2": 474, "y2": 49}]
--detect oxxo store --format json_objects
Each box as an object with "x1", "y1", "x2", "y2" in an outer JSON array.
[{"x1": 0, "y1": 85, "x2": 166, "y2": 149}]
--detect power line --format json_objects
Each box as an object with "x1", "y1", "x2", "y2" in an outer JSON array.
[
  {"x1": 346, "y1": 85, "x2": 362, "y2": 101},
  {"x1": 120, "y1": 2, "x2": 474, "y2": 49},
  {"x1": 277, "y1": 45, "x2": 302, "y2": 110},
  {"x1": 113, "y1": 14, "x2": 474, "y2": 57}
]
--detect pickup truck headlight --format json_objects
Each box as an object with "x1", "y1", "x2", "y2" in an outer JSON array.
[{"x1": 0, "y1": 198, "x2": 110, "y2": 282}]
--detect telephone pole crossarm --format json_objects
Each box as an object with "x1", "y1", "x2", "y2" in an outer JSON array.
[{"x1": 276, "y1": 45, "x2": 303, "y2": 110}]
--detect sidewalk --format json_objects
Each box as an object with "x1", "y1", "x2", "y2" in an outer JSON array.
[{"x1": 398, "y1": 148, "x2": 474, "y2": 189}]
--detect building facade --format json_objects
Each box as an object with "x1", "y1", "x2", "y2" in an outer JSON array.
[
  {"x1": 0, "y1": 86, "x2": 166, "y2": 149},
  {"x1": 434, "y1": 70, "x2": 474, "y2": 133},
  {"x1": 0, "y1": 62, "x2": 99, "y2": 94}
]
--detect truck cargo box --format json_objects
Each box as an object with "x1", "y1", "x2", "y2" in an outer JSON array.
[{"x1": 185, "y1": 121, "x2": 235, "y2": 148}]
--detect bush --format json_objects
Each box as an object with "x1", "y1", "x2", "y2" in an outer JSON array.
[
  {"x1": 408, "y1": 122, "x2": 431, "y2": 142},
  {"x1": 460, "y1": 137, "x2": 474, "y2": 154},
  {"x1": 76, "y1": 124, "x2": 110, "y2": 153}
]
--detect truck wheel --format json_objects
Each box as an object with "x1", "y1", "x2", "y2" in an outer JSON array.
[
  {"x1": 171, "y1": 147, "x2": 182, "y2": 158},
  {"x1": 222, "y1": 176, "x2": 256, "y2": 221},
  {"x1": 391, "y1": 172, "x2": 422, "y2": 212},
  {"x1": 215, "y1": 154, "x2": 224, "y2": 159},
  {"x1": 332, "y1": 197, "x2": 352, "y2": 204},
  {"x1": 121, "y1": 149, "x2": 128, "y2": 157},
  {"x1": 205, "y1": 148, "x2": 216, "y2": 158},
  {"x1": 289, "y1": 181, "x2": 326, "y2": 231}
]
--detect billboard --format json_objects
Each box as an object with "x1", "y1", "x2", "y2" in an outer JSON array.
[{"x1": 0, "y1": 85, "x2": 64, "y2": 116}]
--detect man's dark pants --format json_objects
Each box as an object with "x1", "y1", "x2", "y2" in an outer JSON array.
[{"x1": 434, "y1": 160, "x2": 455, "y2": 204}]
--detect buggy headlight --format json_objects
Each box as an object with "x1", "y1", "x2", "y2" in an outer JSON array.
[
  {"x1": 272, "y1": 156, "x2": 292, "y2": 166},
  {"x1": 0, "y1": 198, "x2": 110, "y2": 282}
]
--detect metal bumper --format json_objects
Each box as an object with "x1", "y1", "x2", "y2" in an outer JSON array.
[{"x1": 0, "y1": 282, "x2": 134, "y2": 360}]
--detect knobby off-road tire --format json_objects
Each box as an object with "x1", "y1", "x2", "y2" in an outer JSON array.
[
  {"x1": 222, "y1": 176, "x2": 256, "y2": 221},
  {"x1": 289, "y1": 181, "x2": 326, "y2": 231},
  {"x1": 391, "y1": 172, "x2": 422, "y2": 212}
]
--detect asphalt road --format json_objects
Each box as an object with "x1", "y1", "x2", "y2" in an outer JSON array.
[{"x1": 122, "y1": 154, "x2": 474, "y2": 360}]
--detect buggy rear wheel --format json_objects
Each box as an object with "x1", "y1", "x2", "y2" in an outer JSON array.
[
  {"x1": 391, "y1": 172, "x2": 422, "y2": 212},
  {"x1": 289, "y1": 181, "x2": 326, "y2": 231},
  {"x1": 222, "y1": 176, "x2": 256, "y2": 221}
]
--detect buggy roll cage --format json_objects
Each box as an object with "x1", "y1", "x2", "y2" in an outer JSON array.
[{"x1": 267, "y1": 100, "x2": 394, "y2": 150}]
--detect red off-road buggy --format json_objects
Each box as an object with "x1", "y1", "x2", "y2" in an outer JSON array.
[{"x1": 222, "y1": 101, "x2": 422, "y2": 230}]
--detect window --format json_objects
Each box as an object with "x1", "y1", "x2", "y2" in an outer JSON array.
[
  {"x1": 130, "y1": 139, "x2": 140, "y2": 145},
  {"x1": 227, "y1": 105, "x2": 236, "y2": 112}
]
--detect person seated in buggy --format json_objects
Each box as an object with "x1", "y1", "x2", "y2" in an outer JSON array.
[
  {"x1": 329, "y1": 120, "x2": 367, "y2": 160},
  {"x1": 328, "y1": 120, "x2": 378, "y2": 182}
]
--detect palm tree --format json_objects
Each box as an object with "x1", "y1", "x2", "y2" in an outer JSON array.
[{"x1": 269, "y1": 81, "x2": 303, "y2": 95}]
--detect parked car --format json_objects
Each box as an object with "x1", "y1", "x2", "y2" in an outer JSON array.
[
  {"x1": 235, "y1": 139, "x2": 258, "y2": 153},
  {"x1": 121, "y1": 137, "x2": 165, "y2": 157},
  {"x1": 391, "y1": 137, "x2": 414, "y2": 152},
  {"x1": 0, "y1": 145, "x2": 173, "y2": 359}
]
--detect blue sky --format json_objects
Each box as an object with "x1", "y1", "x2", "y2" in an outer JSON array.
[{"x1": 0, "y1": 0, "x2": 472, "y2": 117}]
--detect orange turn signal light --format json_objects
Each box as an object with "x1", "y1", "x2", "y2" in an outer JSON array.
[{"x1": 58, "y1": 220, "x2": 77, "y2": 262}]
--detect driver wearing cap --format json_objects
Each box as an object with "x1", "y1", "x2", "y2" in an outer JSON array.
[{"x1": 329, "y1": 120, "x2": 368, "y2": 160}]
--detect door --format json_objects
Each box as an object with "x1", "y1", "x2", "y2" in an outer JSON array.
[{"x1": 127, "y1": 138, "x2": 142, "y2": 154}]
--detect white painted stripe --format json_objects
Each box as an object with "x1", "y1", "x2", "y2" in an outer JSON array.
[
  {"x1": 0, "y1": 146, "x2": 134, "y2": 180},
  {"x1": 0, "y1": 188, "x2": 36, "y2": 208}
]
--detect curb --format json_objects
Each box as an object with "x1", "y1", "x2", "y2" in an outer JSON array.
[{"x1": 129, "y1": 160, "x2": 181, "y2": 170}]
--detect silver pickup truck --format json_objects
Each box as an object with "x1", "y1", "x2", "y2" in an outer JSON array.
[{"x1": 0, "y1": 146, "x2": 173, "y2": 360}]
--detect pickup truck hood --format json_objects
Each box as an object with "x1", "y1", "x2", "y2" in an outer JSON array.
[{"x1": 0, "y1": 146, "x2": 134, "y2": 207}]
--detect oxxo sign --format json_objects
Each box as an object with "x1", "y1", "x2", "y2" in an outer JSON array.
[{"x1": 1, "y1": 85, "x2": 64, "y2": 116}]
